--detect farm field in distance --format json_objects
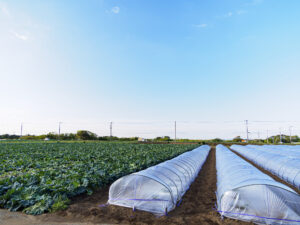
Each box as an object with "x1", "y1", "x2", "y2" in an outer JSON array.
[{"x1": 0, "y1": 142, "x2": 198, "y2": 215}]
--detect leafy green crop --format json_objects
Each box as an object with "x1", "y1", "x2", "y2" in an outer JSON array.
[{"x1": 0, "y1": 142, "x2": 197, "y2": 214}]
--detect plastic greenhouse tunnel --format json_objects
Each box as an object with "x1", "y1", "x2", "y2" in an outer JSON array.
[
  {"x1": 108, "y1": 145, "x2": 210, "y2": 215},
  {"x1": 252, "y1": 145, "x2": 300, "y2": 158},
  {"x1": 231, "y1": 145, "x2": 300, "y2": 190},
  {"x1": 216, "y1": 144, "x2": 300, "y2": 225}
]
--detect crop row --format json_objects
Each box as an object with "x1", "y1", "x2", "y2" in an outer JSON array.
[{"x1": 0, "y1": 142, "x2": 197, "y2": 214}]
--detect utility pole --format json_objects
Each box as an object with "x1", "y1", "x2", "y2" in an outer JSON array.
[
  {"x1": 174, "y1": 121, "x2": 177, "y2": 143},
  {"x1": 110, "y1": 122, "x2": 113, "y2": 138},
  {"x1": 267, "y1": 129, "x2": 269, "y2": 144},
  {"x1": 279, "y1": 128, "x2": 282, "y2": 144},
  {"x1": 289, "y1": 126, "x2": 293, "y2": 143},
  {"x1": 245, "y1": 120, "x2": 249, "y2": 142},
  {"x1": 58, "y1": 122, "x2": 62, "y2": 139},
  {"x1": 20, "y1": 123, "x2": 23, "y2": 137}
]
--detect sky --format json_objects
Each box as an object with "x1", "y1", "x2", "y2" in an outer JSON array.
[{"x1": 1, "y1": 0, "x2": 300, "y2": 139}]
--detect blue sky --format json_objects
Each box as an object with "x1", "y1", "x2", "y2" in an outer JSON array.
[{"x1": 1, "y1": 0, "x2": 300, "y2": 139}]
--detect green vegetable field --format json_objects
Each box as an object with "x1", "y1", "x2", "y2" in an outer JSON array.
[{"x1": 0, "y1": 142, "x2": 197, "y2": 215}]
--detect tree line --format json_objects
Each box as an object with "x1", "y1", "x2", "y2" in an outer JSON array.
[
  {"x1": 0, "y1": 132, "x2": 300, "y2": 143},
  {"x1": 0, "y1": 130, "x2": 138, "y2": 141}
]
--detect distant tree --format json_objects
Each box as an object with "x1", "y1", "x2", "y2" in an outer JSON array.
[
  {"x1": 292, "y1": 135, "x2": 300, "y2": 142},
  {"x1": 154, "y1": 136, "x2": 172, "y2": 142},
  {"x1": 161, "y1": 136, "x2": 172, "y2": 141},
  {"x1": 232, "y1": 136, "x2": 242, "y2": 142},
  {"x1": 46, "y1": 132, "x2": 58, "y2": 140},
  {"x1": 0, "y1": 134, "x2": 20, "y2": 139},
  {"x1": 76, "y1": 130, "x2": 98, "y2": 140},
  {"x1": 20, "y1": 134, "x2": 46, "y2": 140},
  {"x1": 98, "y1": 136, "x2": 110, "y2": 141},
  {"x1": 212, "y1": 138, "x2": 223, "y2": 143}
]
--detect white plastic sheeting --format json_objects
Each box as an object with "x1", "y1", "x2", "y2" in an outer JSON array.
[
  {"x1": 108, "y1": 145, "x2": 210, "y2": 215},
  {"x1": 247, "y1": 145, "x2": 300, "y2": 158},
  {"x1": 231, "y1": 145, "x2": 300, "y2": 190},
  {"x1": 216, "y1": 144, "x2": 300, "y2": 225}
]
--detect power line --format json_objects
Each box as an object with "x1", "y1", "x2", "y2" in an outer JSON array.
[
  {"x1": 1, "y1": 120, "x2": 299, "y2": 140},
  {"x1": 245, "y1": 120, "x2": 249, "y2": 142},
  {"x1": 289, "y1": 126, "x2": 293, "y2": 143},
  {"x1": 58, "y1": 122, "x2": 62, "y2": 137},
  {"x1": 20, "y1": 123, "x2": 23, "y2": 137},
  {"x1": 279, "y1": 127, "x2": 282, "y2": 144},
  {"x1": 110, "y1": 122, "x2": 113, "y2": 137},
  {"x1": 174, "y1": 121, "x2": 177, "y2": 143}
]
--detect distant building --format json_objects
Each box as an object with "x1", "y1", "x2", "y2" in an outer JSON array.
[
  {"x1": 138, "y1": 137, "x2": 145, "y2": 142},
  {"x1": 44, "y1": 138, "x2": 50, "y2": 141}
]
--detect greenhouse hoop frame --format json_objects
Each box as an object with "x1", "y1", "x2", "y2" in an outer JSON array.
[{"x1": 108, "y1": 145, "x2": 210, "y2": 215}]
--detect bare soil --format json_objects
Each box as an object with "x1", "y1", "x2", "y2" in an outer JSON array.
[{"x1": 1, "y1": 147, "x2": 254, "y2": 225}]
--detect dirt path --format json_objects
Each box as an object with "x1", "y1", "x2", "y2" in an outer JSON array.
[
  {"x1": 0, "y1": 209, "x2": 102, "y2": 225},
  {"x1": 1, "y1": 147, "x2": 252, "y2": 225}
]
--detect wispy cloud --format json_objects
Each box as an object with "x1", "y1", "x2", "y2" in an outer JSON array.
[
  {"x1": 237, "y1": 10, "x2": 247, "y2": 15},
  {"x1": 111, "y1": 6, "x2": 120, "y2": 14},
  {"x1": 0, "y1": 3, "x2": 10, "y2": 17},
  {"x1": 10, "y1": 30, "x2": 29, "y2": 41},
  {"x1": 222, "y1": 10, "x2": 246, "y2": 18},
  {"x1": 245, "y1": 0, "x2": 263, "y2": 6},
  {"x1": 252, "y1": 0, "x2": 263, "y2": 5},
  {"x1": 194, "y1": 24, "x2": 208, "y2": 28},
  {"x1": 225, "y1": 12, "x2": 233, "y2": 17}
]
